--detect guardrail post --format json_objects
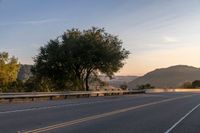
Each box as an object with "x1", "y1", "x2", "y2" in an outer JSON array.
[
  {"x1": 31, "y1": 97, "x2": 34, "y2": 101},
  {"x1": 9, "y1": 98, "x2": 13, "y2": 103},
  {"x1": 49, "y1": 96, "x2": 53, "y2": 100}
]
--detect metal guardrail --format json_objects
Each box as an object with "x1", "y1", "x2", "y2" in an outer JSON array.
[
  {"x1": 0, "y1": 90, "x2": 145, "y2": 103},
  {"x1": 145, "y1": 88, "x2": 200, "y2": 93}
]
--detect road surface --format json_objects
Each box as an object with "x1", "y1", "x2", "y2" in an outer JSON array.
[{"x1": 0, "y1": 92, "x2": 200, "y2": 133}]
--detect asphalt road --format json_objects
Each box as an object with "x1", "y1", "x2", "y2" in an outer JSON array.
[{"x1": 0, "y1": 92, "x2": 200, "y2": 133}]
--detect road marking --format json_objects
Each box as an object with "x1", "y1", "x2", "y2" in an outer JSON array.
[
  {"x1": 164, "y1": 103, "x2": 200, "y2": 133},
  {"x1": 0, "y1": 100, "x2": 109, "y2": 114},
  {"x1": 20, "y1": 94, "x2": 197, "y2": 133},
  {"x1": 0, "y1": 94, "x2": 167, "y2": 115}
]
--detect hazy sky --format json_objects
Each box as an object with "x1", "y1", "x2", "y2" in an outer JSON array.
[{"x1": 1, "y1": 0, "x2": 200, "y2": 76}]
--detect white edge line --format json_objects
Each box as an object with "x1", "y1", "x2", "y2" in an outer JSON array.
[
  {"x1": 0, "y1": 101, "x2": 106, "y2": 114},
  {"x1": 20, "y1": 95, "x2": 196, "y2": 133},
  {"x1": 0, "y1": 94, "x2": 195, "y2": 115},
  {"x1": 164, "y1": 103, "x2": 200, "y2": 133},
  {"x1": 0, "y1": 94, "x2": 156, "y2": 114}
]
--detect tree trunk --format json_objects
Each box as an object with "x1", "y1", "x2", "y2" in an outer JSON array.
[{"x1": 85, "y1": 73, "x2": 90, "y2": 91}]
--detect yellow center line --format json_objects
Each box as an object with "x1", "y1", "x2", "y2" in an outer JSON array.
[{"x1": 21, "y1": 94, "x2": 198, "y2": 133}]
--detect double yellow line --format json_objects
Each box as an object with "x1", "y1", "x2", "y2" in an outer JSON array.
[{"x1": 21, "y1": 94, "x2": 197, "y2": 133}]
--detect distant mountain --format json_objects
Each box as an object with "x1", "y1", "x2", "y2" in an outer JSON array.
[
  {"x1": 100, "y1": 75, "x2": 138, "y2": 87},
  {"x1": 128, "y1": 65, "x2": 200, "y2": 89},
  {"x1": 17, "y1": 64, "x2": 32, "y2": 81}
]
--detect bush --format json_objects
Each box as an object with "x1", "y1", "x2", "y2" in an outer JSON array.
[
  {"x1": 0, "y1": 80, "x2": 24, "y2": 92},
  {"x1": 120, "y1": 84, "x2": 128, "y2": 90},
  {"x1": 137, "y1": 83, "x2": 154, "y2": 90},
  {"x1": 181, "y1": 81, "x2": 193, "y2": 88},
  {"x1": 24, "y1": 77, "x2": 55, "y2": 92},
  {"x1": 192, "y1": 80, "x2": 200, "y2": 88},
  {"x1": 181, "y1": 80, "x2": 200, "y2": 89}
]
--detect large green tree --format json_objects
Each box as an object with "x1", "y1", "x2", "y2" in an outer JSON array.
[
  {"x1": 32, "y1": 27, "x2": 129, "y2": 91},
  {"x1": 0, "y1": 52, "x2": 20, "y2": 91}
]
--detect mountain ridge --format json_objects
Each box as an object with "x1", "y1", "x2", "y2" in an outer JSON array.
[{"x1": 128, "y1": 65, "x2": 200, "y2": 89}]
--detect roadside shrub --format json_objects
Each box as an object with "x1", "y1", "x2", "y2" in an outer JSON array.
[
  {"x1": 0, "y1": 80, "x2": 24, "y2": 92},
  {"x1": 192, "y1": 80, "x2": 200, "y2": 88},
  {"x1": 120, "y1": 84, "x2": 128, "y2": 90},
  {"x1": 24, "y1": 77, "x2": 55, "y2": 92},
  {"x1": 181, "y1": 81, "x2": 193, "y2": 88},
  {"x1": 137, "y1": 83, "x2": 154, "y2": 90}
]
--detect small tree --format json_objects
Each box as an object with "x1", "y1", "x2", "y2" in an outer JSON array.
[
  {"x1": 192, "y1": 80, "x2": 200, "y2": 88},
  {"x1": 0, "y1": 52, "x2": 20, "y2": 92}
]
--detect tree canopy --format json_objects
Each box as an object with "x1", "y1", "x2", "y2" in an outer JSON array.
[
  {"x1": 192, "y1": 80, "x2": 200, "y2": 88},
  {"x1": 32, "y1": 27, "x2": 129, "y2": 91},
  {"x1": 0, "y1": 52, "x2": 20, "y2": 91}
]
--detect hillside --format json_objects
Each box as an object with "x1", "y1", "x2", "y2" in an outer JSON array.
[
  {"x1": 128, "y1": 65, "x2": 200, "y2": 89},
  {"x1": 17, "y1": 64, "x2": 32, "y2": 81}
]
